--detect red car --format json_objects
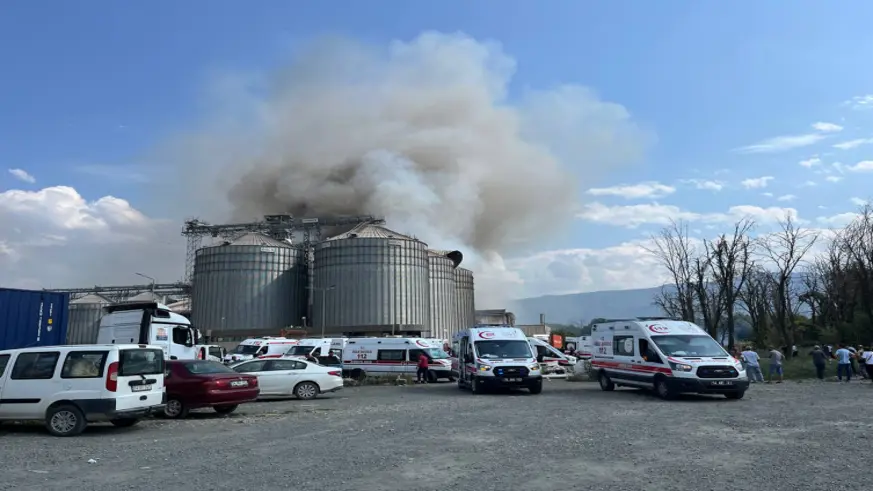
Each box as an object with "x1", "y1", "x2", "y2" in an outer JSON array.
[{"x1": 163, "y1": 360, "x2": 260, "y2": 419}]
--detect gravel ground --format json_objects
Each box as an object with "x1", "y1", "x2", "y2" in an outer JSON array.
[{"x1": 0, "y1": 378, "x2": 867, "y2": 490}]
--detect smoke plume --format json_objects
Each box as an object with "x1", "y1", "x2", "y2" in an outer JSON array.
[{"x1": 169, "y1": 32, "x2": 651, "y2": 305}]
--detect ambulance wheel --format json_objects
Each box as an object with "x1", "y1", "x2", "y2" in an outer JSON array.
[
  {"x1": 598, "y1": 372, "x2": 615, "y2": 391},
  {"x1": 471, "y1": 377, "x2": 484, "y2": 394},
  {"x1": 351, "y1": 369, "x2": 366, "y2": 381},
  {"x1": 654, "y1": 376, "x2": 675, "y2": 400},
  {"x1": 426, "y1": 370, "x2": 438, "y2": 383},
  {"x1": 528, "y1": 380, "x2": 543, "y2": 394},
  {"x1": 724, "y1": 390, "x2": 745, "y2": 400}
]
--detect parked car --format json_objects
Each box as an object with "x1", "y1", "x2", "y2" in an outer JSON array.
[
  {"x1": 229, "y1": 358, "x2": 343, "y2": 400},
  {"x1": 162, "y1": 360, "x2": 259, "y2": 419},
  {"x1": 0, "y1": 344, "x2": 166, "y2": 437}
]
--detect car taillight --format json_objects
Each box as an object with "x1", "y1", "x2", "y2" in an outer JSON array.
[
  {"x1": 106, "y1": 362, "x2": 118, "y2": 392},
  {"x1": 328, "y1": 370, "x2": 342, "y2": 377},
  {"x1": 206, "y1": 379, "x2": 230, "y2": 389},
  {"x1": 249, "y1": 377, "x2": 258, "y2": 387}
]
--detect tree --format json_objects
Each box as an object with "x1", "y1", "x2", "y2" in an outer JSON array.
[
  {"x1": 706, "y1": 218, "x2": 755, "y2": 349},
  {"x1": 644, "y1": 220, "x2": 696, "y2": 322}
]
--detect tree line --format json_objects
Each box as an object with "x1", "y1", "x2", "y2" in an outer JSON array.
[{"x1": 646, "y1": 205, "x2": 873, "y2": 356}]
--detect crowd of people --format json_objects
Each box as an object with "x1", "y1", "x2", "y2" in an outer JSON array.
[{"x1": 729, "y1": 343, "x2": 873, "y2": 383}]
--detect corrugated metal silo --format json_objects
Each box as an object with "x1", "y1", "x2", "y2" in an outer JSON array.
[
  {"x1": 428, "y1": 250, "x2": 461, "y2": 339},
  {"x1": 67, "y1": 293, "x2": 112, "y2": 344},
  {"x1": 454, "y1": 267, "x2": 475, "y2": 330},
  {"x1": 192, "y1": 233, "x2": 307, "y2": 332},
  {"x1": 313, "y1": 224, "x2": 429, "y2": 334}
]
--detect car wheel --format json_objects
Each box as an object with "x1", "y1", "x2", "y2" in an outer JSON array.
[
  {"x1": 598, "y1": 372, "x2": 615, "y2": 391},
  {"x1": 109, "y1": 418, "x2": 139, "y2": 428},
  {"x1": 294, "y1": 382, "x2": 319, "y2": 400},
  {"x1": 725, "y1": 390, "x2": 745, "y2": 400},
  {"x1": 163, "y1": 398, "x2": 189, "y2": 419},
  {"x1": 214, "y1": 404, "x2": 239, "y2": 415},
  {"x1": 471, "y1": 377, "x2": 483, "y2": 394},
  {"x1": 654, "y1": 377, "x2": 674, "y2": 400},
  {"x1": 426, "y1": 370, "x2": 438, "y2": 383},
  {"x1": 46, "y1": 404, "x2": 87, "y2": 437},
  {"x1": 528, "y1": 380, "x2": 543, "y2": 394}
]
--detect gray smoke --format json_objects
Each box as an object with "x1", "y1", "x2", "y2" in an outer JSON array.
[{"x1": 167, "y1": 32, "x2": 651, "y2": 303}]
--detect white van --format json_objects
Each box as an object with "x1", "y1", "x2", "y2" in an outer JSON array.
[
  {"x1": 528, "y1": 337, "x2": 576, "y2": 378},
  {"x1": 223, "y1": 337, "x2": 300, "y2": 364},
  {"x1": 281, "y1": 338, "x2": 347, "y2": 361},
  {"x1": 0, "y1": 344, "x2": 167, "y2": 436},
  {"x1": 97, "y1": 302, "x2": 199, "y2": 361},
  {"x1": 564, "y1": 336, "x2": 593, "y2": 360},
  {"x1": 342, "y1": 338, "x2": 452, "y2": 381},
  {"x1": 451, "y1": 326, "x2": 543, "y2": 394},
  {"x1": 590, "y1": 318, "x2": 749, "y2": 399}
]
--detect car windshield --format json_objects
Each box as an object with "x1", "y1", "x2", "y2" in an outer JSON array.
[
  {"x1": 286, "y1": 345, "x2": 314, "y2": 356},
  {"x1": 182, "y1": 361, "x2": 235, "y2": 374},
  {"x1": 119, "y1": 349, "x2": 164, "y2": 376},
  {"x1": 425, "y1": 348, "x2": 449, "y2": 359},
  {"x1": 652, "y1": 335, "x2": 728, "y2": 357},
  {"x1": 474, "y1": 340, "x2": 532, "y2": 359},
  {"x1": 232, "y1": 344, "x2": 260, "y2": 355}
]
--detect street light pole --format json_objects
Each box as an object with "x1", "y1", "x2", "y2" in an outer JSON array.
[
  {"x1": 135, "y1": 272, "x2": 156, "y2": 294},
  {"x1": 307, "y1": 285, "x2": 336, "y2": 338}
]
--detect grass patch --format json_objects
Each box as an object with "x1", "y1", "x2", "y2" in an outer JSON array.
[{"x1": 749, "y1": 352, "x2": 860, "y2": 381}]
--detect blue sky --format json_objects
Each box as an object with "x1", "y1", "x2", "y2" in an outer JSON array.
[{"x1": 2, "y1": 1, "x2": 873, "y2": 295}]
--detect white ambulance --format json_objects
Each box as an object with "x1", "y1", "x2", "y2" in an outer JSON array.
[
  {"x1": 223, "y1": 337, "x2": 300, "y2": 364},
  {"x1": 590, "y1": 318, "x2": 749, "y2": 400},
  {"x1": 528, "y1": 337, "x2": 576, "y2": 378},
  {"x1": 451, "y1": 326, "x2": 543, "y2": 394},
  {"x1": 564, "y1": 335, "x2": 593, "y2": 360},
  {"x1": 281, "y1": 338, "x2": 347, "y2": 361},
  {"x1": 342, "y1": 338, "x2": 452, "y2": 381}
]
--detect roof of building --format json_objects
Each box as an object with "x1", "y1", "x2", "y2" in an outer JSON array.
[
  {"x1": 326, "y1": 223, "x2": 417, "y2": 241},
  {"x1": 225, "y1": 233, "x2": 291, "y2": 247}
]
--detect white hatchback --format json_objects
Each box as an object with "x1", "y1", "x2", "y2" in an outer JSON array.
[
  {"x1": 0, "y1": 344, "x2": 167, "y2": 436},
  {"x1": 229, "y1": 358, "x2": 343, "y2": 400}
]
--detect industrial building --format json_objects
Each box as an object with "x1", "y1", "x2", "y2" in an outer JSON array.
[{"x1": 50, "y1": 215, "x2": 478, "y2": 343}]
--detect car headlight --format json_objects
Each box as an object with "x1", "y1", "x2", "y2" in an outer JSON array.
[
  {"x1": 529, "y1": 364, "x2": 540, "y2": 371},
  {"x1": 669, "y1": 362, "x2": 693, "y2": 372},
  {"x1": 478, "y1": 365, "x2": 492, "y2": 372}
]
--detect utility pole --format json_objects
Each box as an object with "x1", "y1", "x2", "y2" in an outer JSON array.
[
  {"x1": 308, "y1": 285, "x2": 336, "y2": 337},
  {"x1": 135, "y1": 272, "x2": 156, "y2": 294}
]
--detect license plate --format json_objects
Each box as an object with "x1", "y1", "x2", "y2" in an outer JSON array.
[
  {"x1": 131, "y1": 384, "x2": 152, "y2": 392},
  {"x1": 230, "y1": 380, "x2": 248, "y2": 387},
  {"x1": 504, "y1": 377, "x2": 522, "y2": 382},
  {"x1": 711, "y1": 380, "x2": 734, "y2": 386}
]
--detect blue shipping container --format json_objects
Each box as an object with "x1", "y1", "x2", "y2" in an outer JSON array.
[{"x1": 0, "y1": 288, "x2": 70, "y2": 350}]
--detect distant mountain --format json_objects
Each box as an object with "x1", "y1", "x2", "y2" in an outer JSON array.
[{"x1": 511, "y1": 286, "x2": 667, "y2": 325}]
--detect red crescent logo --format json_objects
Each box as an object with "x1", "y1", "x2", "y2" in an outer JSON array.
[
  {"x1": 415, "y1": 340, "x2": 428, "y2": 347},
  {"x1": 478, "y1": 332, "x2": 496, "y2": 339},
  {"x1": 648, "y1": 324, "x2": 669, "y2": 334}
]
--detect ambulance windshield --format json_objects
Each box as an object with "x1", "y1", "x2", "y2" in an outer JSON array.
[
  {"x1": 475, "y1": 340, "x2": 532, "y2": 359},
  {"x1": 286, "y1": 345, "x2": 314, "y2": 356},
  {"x1": 652, "y1": 335, "x2": 727, "y2": 357},
  {"x1": 425, "y1": 348, "x2": 449, "y2": 359},
  {"x1": 232, "y1": 344, "x2": 261, "y2": 355}
]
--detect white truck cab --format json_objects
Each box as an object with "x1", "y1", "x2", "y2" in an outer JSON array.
[
  {"x1": 452, "y1": 326, "x2": 543, "y2": 394},
  {"x1": 223, "y1": 337, "x2": 300, "y2": 364},
  {"x1": 590, "y1": 317, "x2": 749, "y2": 400},
  {"x1": 528, "y1": 337, "x2": 576, "y2": 378},
  {"x1": 342, "y1": 337, "x2": 452, "y2": 382},
  {"x1": 97, "y1": 302, "x2": 199, "y2": 361}
]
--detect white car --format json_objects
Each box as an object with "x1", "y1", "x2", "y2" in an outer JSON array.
[{"x1": 229, "y1": 358, "x2": 343, "y2": 400}]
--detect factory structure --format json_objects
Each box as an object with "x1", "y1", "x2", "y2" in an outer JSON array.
[{"x1": 55, "y1": 215, "x2": 478, "y2": 343}]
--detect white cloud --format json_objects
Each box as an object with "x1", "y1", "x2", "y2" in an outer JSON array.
[
  {"x1": 735, "y1": 134, "x2": 826, "y2": 154},
  {"x1": 741, "y1": 176, "x2": 775, "y2": 189},
  {"x1": 825, "y1": 175, "x2": 843, "y2": 183},
  {"x1": 777, "y1": 194, "x2": 796, "y2": 202},
  {"x1": 7, "y1": 168, "x2": 35, "y2": 184},
  {"x1": 761, "y1": 192, "x2": 774, "y2": 197},
  {"x1": 833, "y1": 138, "x2": 873, "y2": 150},
  {"x1": 851, "y1": 197, "x2": 867, "y2": 206},
  {"x1": 800, "y1": 180, "x2": 817, "y2": 187},
  {"x1": 847, "y1": 161, "x2": 873, "y2": 172},
  {"x1": 680, "y1": 179, "x2": 724, "y2": 191},
  {"x1": 586, "y1": 181, "x2": 675, "y2": 199},
  {"x1": 817, "y1": 212, "x2": 858, "y2": 228},
  {"x1": 576, "y1": 202, "x2": 799, "y2": 228},
  {"x1": 812, "y1": 122, "x2": 843, "y2": 133},
  {"x1": 799, "y1": 157, "x2": 821, "y2": 168},
  {"x1": 0, "y1": 185, "x2": 183, "y2": 289},
  {"x1": 843, "y1": 95, "x2": 873, "y2": 110}
]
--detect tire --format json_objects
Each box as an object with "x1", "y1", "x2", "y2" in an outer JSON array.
[
  {"x1": 598, "y1": 372, "x2": 615, "y2": 391},
  {"x1": 294, "y1": 382, "x2": 319, "y2": 400},
  {"x1": 471, "y1": 376, "x2": 483, "y2": 394},
  {"x1": 654, "y1": 376, "x2": 674, "y2": 400},
  {"x1": 448, "y1": 376, "x2": 456, "y2": 382},
  {"x1": 110, "y1": 418, "x2": 139, "y2": 428},
  {"x1": 426, "y1": 370, "x2": 438, "y2": 383},
  {"x1": 351, "y1": 369, "x2": 366, "y2": 381},
  {"x1": 725, "y1": 391, "x2": 745, "y2": 400},
  {"x1": 214, "y1": 404, "x2": 239, "y2": 415},
  {"x1": 457, "y1": 378, "x2": 466, "y2": 390},
  {"x1": 163, "y1": 398, "x2": 189, "y2": 419},
  {"x1": 528, "y1": 380, "x2": 543, "y2": 394},
  {"x1": 45, "y1": 404, "x2": 87, "y2": 437}
]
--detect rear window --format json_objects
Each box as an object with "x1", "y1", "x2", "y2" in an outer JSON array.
[
  {"x1": 182, "y1": 361, "x2": 235, "y2": 374},
  {"x1": 0, "y1": 354, "x2": 9, "y2": 377},
  {"x1": 119, "y1": 349, "x2": 164, "y2": 376}
]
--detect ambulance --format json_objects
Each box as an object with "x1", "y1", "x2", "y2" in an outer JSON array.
[
  {"x1": 342, "y1": 338, "x2": 452, "y2": 381},
  {"x1": 281, "y1": 338, "x2": 348, "y2": 361},
  {"x1": 528, "y1": 337, "x2": 576, "y2": 378},
  {"x1": 223, "y1": 337, "x2": 300, "y2": 364},
  {"x1": 589, "y1": 318, "x2": 749, "y2": 400},
  {"x1": 451, "y1": 326, "x2": 543, "y2": 394},
  {"x1": 565, "y1": 335, "x2": 593, "y2": 360}
]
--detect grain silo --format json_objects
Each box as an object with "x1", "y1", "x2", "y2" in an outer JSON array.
[
  {"x1": 454, "y1": 267, "x2": 475, "y2": 331},
  {"x1": 67, "y1": 293, "x2": 112, "y2": 344},
  {"x1": 428, "y1": 250, "x2": 462, "y2": 339},
  {"x1": 191, "y1": 233, "x2": 307, "y2": 333},
  {"x1": 313, "y1": 223, "x2": 429, "y2": 335}
]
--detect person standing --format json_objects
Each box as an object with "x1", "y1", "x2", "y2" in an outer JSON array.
[
  {"x1": 416, "y1": 352, "x2": 430, "y2": 384},
  {"x1": 862, "y1": 347, "x2": 873, "y2": 382},
  {"x1": 810, "y1": 345, "x2": 828, "y2": 381},
  {"x1": 768, "y1": 346, "x2": 784, "y2": 383},
  {"x1": 834, "y1": 343, "x2": 853, "y2": 382},
  {"x1": 741, "y1": 346, "x2": 764, "y2": 383}
]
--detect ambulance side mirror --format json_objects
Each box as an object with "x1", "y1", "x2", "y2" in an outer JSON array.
[{"x1": 464, "y1": 354, "x2": 473, "y2": 363}]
